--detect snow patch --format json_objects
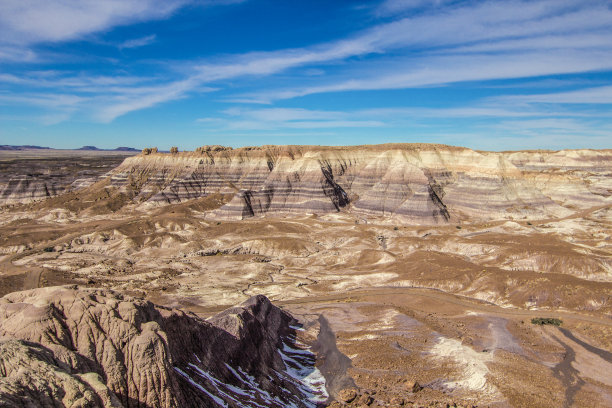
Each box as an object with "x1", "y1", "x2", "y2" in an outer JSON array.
[
  {"x1": 174, "y1": 338, "x2": 327, "y2": 407},
  {"x1": 174, "y1": 367, "x2": 228, "y2": 407},
  {"x1": 279, "y1": 340, "x2": 329, "y2": 405}
]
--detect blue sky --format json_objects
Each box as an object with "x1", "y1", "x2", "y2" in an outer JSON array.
[{"x1": 0, "y1": 0, "x2": 611, "y2": 150}]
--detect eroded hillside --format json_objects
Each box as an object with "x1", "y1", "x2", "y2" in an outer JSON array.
[
  {"x1": 0, "y1": 286, "x2": 327, "y2": 407},
  {"x1": 103, "y1": 144, "x2": 611, "y2": 223},
  {"x1": 0, "y1": 144, "x2": 611, "y2": 407}
]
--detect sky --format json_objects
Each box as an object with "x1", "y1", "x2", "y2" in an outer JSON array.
[{"x1": 0, "y1": 0, "x2": 611, "y2": 151}]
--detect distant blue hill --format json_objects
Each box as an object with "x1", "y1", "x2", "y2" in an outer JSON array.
[
  {"x1": 113, "y1": 147, "x2": 140, "y2": 152},
  {"x1": 0, "y1": 145, "x2": 50, "y2": 150},
  {"x1": 78, "y1": 146, "x2": 139, "y2": 152},
  {"x1": 0, "y1": 145, "x2": 139, "y2": 151}
]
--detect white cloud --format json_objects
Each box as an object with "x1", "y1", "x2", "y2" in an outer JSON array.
[
  {"x1": 0, "y1": 71, "x2": 217, "y2": 123},
  {"x1": 245, "y1": 49, "x2": 612, "y2": 103},
  {"x1": 0, "y1": 0, "x2": 189, "y2": 45},
  {"x1": 193, "y1": 102, "x2": 611, "y2": 149},
  {"x1": 0, "y1": 45, "x2": 37, "y2": 62},
  {"x1": 119, "y1": 34, "x2": 156, "y2": 49},
  {"x1": 501, "y1": 86, "x2": 612, "y2": 104},
  {"x1": 376, "y1": 0, "x2": 455, "y2": 16},
  {"x1": 0, "y1": 71, "x2": 151, "y2": 90},
  {"x1": 366, "y1": 0, "x2": 612, "y2": 51},
  {"x1": 3, "y1": 0, "x2": 612, "y2": 124},
  {"x1": 198, "y1": 107, "x2": 385, "y2": 130},
  {"x1": 0, "y1": 92, "x2": 86, "y2": 109},
  {"x1": 222, "y1": 107, "x2": 347, "y2": 121},
  {"x1": 209, "y1": 0, "x2": 612, "y2": 102},
  {"x1": 94, "y1": 78, "x2": 218, "y2": 123},
  {"x1": 0, "y1": 0, "x2": 245, "y2": 45}
]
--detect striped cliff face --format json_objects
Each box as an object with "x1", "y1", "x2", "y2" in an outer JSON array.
[
  {"x1": 0, "y1": 154, "x2": 132, "y2": 205},
  {"x1": 105, "y1": 144, "x2": 612, "y2": 224}
]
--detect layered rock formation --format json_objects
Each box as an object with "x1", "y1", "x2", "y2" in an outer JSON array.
[
  {"x1": 107, "y1": 144, "x2": 611, "y2": 223},
  {"x1": 0, "y1": 286, "x2": 326, "y2": 408},
  {"x1": 0, "y1": 155, "x2": 132, "y2": 205}
]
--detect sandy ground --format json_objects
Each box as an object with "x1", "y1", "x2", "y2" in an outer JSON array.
[{"x1": 282, "y1": 288, "x2": 612, "y2": 407}]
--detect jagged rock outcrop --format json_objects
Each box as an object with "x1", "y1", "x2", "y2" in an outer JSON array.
[
  {"x1": 107, "y1": 144, "x2": 612, "y2": 223},
  {"x1": 0, "y1": 286, "x2": 326, "y2": 408}
]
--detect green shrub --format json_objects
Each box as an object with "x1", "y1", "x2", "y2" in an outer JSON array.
[{"x1": 531, "y1": 317, "x2": 562, "y2": 326}]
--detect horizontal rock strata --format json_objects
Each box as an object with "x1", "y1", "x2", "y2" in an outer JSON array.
[
  {"x1": 107, "y1": 144, "x2": 612, "y2": 223},
  {"x1": 0, "y1": 155, "x2": 131, "y2": 205}
]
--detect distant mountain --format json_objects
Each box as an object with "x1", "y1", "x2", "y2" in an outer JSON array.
[
  {"x1": 78, "y1": 146, "x2": 139, "y2": 152},
  {"x1": 1, "y1": 145, "x2": 139, "y2": 152},
  {"x1": 0, "y1": 145, "x2": 51, "y2": 151},
  {"x1": 113, "y1": 146, "x2": 139, "y2": 152}
]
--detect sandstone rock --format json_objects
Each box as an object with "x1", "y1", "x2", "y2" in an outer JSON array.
[
  {"x1": 405, "y1": 379, "x2": 422, "y2": 393},
  {"x1": 0, "y1": 286, "x2": 325, "y2": 408},
  {"x1": 390, "y1": 396, "x2": 405, "y2": 405},
  {"x1": 359, "y1": 393, "x2": 374, "y2": 405},
  {"x1": 337, "y1": 387, "x2": 359, "y2": 403},
  {"x1": 0, "y1": 339, "x2": 110, "y2": 408}
]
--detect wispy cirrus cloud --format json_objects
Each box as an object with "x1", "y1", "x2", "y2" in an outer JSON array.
[
  {"x1": 498, "y1": 85, "x2": 612, "y2": 104},
  {"x1": 0, "y1": 71, "x2": 151, "y2": 90},
  {"x1": 0, "y1": 0, "x2": 246, "y2": 46},
  {"x1": 0, "y1": 0, "x2": 244, "y2": 61},
  {"x1": 118, "y1": 34, "x2": 157, "y2": 49},
  {"x1": 230, "y1": 0, "x2": 612, "y2": 103},
  {"x1": 198, "y1": 107, "x2": 385, "y2": 130},
  {"x1": 0, "y1": 45, "x2": 37, "y2": 62},
  {"x1": 198, "y1": 103, "x2": 606, "y2": 130},
  {"x1": 0, "y1": 0, "x2": 189, "y2": 45},
  {"x1": 193, "y1": 100, "x2": 611, "y2": 150},
  {"x1": 3, "y1": 0, "x2": 612, "y2": 127},
  {"x1": 152, "y1": 0, "x2": 612, "y2": 116},
  {"x1": 375, "y1": 0, "x2": 454, "y2": 16},
  {"x1": 94, "y1": 78, "x2": 217, "y2": 123},
  {"x1": 244, "y1": 49, "x2": 612, "y2": 103}
]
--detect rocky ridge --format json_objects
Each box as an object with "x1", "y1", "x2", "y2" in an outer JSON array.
[{"x1": 0, "y1": 286, "x2": 326, "y2": 407}]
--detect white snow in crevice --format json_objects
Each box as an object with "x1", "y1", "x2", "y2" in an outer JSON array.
[
  {"x1": 174, "y1": 367, "x2": 228, "y2": 407},
  {"x1": 174, "y1": 336, "x2": 327, "y2": 407},
  {"x1": 278, "y1": 339, "x2": 329, "y2": 405},
  {"x1": 188, "y1": 363, "x2": 275, "y2": 408}
]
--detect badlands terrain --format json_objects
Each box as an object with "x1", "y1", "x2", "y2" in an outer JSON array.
[{"x1": 0, "y1": 144, "x2": 611, "y2": 407}]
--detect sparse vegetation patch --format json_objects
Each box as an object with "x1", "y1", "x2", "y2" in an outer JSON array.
[{"x1": 531, "y1": 317, "x2": 563, "y2": 326}]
